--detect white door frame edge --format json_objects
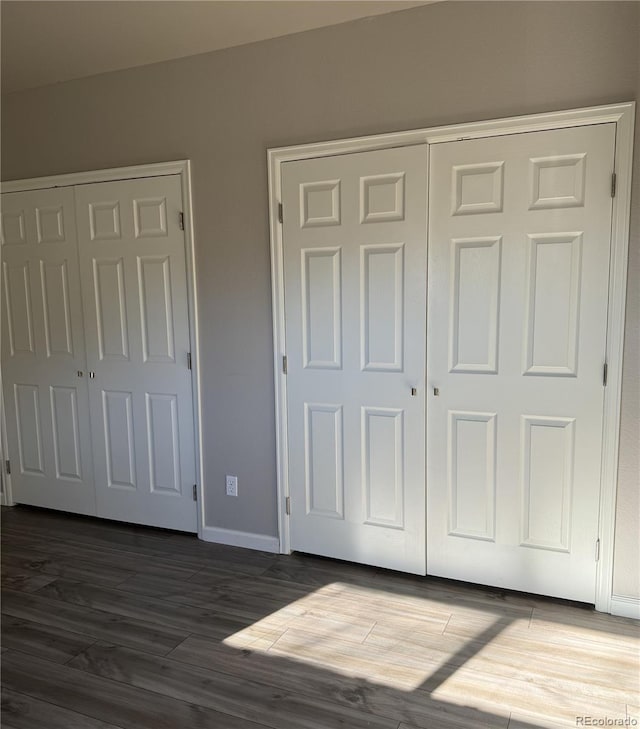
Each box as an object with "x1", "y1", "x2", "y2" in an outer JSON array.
[
  {"x1": 1, "y1": 160, "x2": 205, "y2": 538},
  {"x1": 267, "y1": 103, "x2": 635, "y2": 614}
]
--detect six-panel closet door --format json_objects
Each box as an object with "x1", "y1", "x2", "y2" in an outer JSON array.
[
  {"x1": 1, "y1": 187, "x2": 97, "y2": 514},
  {"x1": 74, "y1": 175, "x2": 197, "y2": 532},
  {"x1": 1, "y1": 175, "x2": 197, "y2": 532}
]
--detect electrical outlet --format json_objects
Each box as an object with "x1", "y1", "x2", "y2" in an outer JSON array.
[{"x1": 225, "y1": 475, "x2": 238, "y2": 497}]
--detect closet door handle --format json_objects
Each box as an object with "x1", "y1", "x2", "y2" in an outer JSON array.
[
  {"x1": 77, "y1": 371, "x2": 84, "y2": 377},
  {"x1": 88, "y1": 372, "x2": 95, "y2": 379}
]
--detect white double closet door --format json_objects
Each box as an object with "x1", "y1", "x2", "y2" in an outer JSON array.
[
  {"x1": 1, "y1": 174, "x2": 197, "y2": 532},
  {"x1": 282, "y1": 123, "x2": 615, "y2": 601}
]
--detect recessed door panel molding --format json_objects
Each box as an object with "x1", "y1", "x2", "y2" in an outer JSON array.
[
  {"x1": 449, "y1": 237, "x2": 501, "y2": 374},
  {"x1": 299, "y1": 180, "x2": 341, "y2": 228},
  {"x1": 146, "y1": 393, "x2": 181, "y2": 494},
  {"x1": 452, "y1": 161, "x2": 504, "y2": 216},
  {"x1": 3, "y1": 261, "x2": 35, "y2": 356},
  {"x1": 447, "y1": 410, "x2": 496, "y2": 541},
  {"x1": 14, "y1": 384, "x2": 45, "y2": 476},
  {"x1": 303, "y1": 403, "x2": 344, "y2": 519},
  {"x1": 428, "y1": 121, "x2": 616, "y2": 603},
  {"x1": 138, "y1": 255, "x2": 175, "y2": 363},
  {"x1": 529, "y1": 154, "x2": 586, "y2": 210},
  {"x1": 40, "y1": 260, "x2": 74, "y2": 358},
  {"x1": 362, "y1": 407, "x2": 404, "y2": 528},
  {"x1": 89, "y1": 201, "x2": 122, "y2": 241},
  {"x1": 35, "y1": 205, "x2": 65, "y2": 244},
  {"x1": 524, "y1": 232, "x2": 582, "y2": 377},
  {"x1": 93, "y1": 257, "x2": 130, "y2": 361},
  {"x1": 134, "y1": 197, "x2": 168, "y2": 239},
  {"x1": 102, "y1": 389, "x2": 137, "y2": 490},
  {"x1": 283, "y1": 144, "x2": 427, "y2": 574},
  {"x1": 361, "y1": 243, "x2": 404, "y2": 372},
  {"x1": 1, "y1": 209, "x2": 27, "y2": 246},
  {"x1": 50, "y1": 386, "x2": 82, "y2": 481},
  {"x1": 521, "y1": 415, "x2": 574, "y2": 552},
  {"x1": 301, "y1": 247, "x2": 342, "y2": 369},
  {"x1": 360, "y1": 173, "x2": 405, "y2": 223}
]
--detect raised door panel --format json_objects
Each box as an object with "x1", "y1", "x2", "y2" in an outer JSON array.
[
  {"x1": 50, "y1": 386, "x2": 83, "y2": 481},
  {"x1": 14, "y1": 384, "x2": 45, "y2": 476},
  {"x1": 3, "y1": 261, "x2": 36, "y2": 357},
  {"x1": 40, "y1": 260, "x2": 74, "y2": 358}
]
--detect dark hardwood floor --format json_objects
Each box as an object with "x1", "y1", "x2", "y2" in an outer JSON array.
[{"x1": 1, "y1": 505, "x2": 638, "y2": 728}]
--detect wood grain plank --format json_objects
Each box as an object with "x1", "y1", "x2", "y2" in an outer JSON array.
[
  {"x1": 35, "y1": 579, "x2": 257, "y2": 641},
  {"x1": 2, "y1": 548, "x2": 135, "y2": 586},
  {"x1": 1, "y1": 687, "x2": 125, "y2": 729},
  {"x1": 69, "y1": 641, "x2": 401, "y2": 729},
  {"x1": 2, "y1": 589, "x2": 188, "y2": 656},
  {"x1": 2, "y1": 650, "x2": 272, "y2": 729},
  {"x1": 1, "y1": 614, "x2": 96, "y2": 664}
]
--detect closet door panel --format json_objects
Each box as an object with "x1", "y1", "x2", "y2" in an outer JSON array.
[{"x1": 1, "y1": 187, "x2": 96, "y2": 515}]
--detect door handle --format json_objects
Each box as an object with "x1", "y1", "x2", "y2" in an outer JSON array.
[
  {"x1": 88, "y1": 372, "x2": 96, "y2": 379},
  {"x1": 77, "y1": 370, "x2": 84, "y2": 377},
  {"x1": 433, "y1": 387, "x2": 440, "y2": 396},
  {"x1": 411, "y1": 387, "x2": 417, "y2": 396}
]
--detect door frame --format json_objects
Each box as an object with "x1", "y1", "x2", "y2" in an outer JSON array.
[
  {"x1": 268, "y1": 102, "x2": 635, "y2": 614},
  {"x1": 1, "y1": 160, "x2": 205, "y2": 537}
]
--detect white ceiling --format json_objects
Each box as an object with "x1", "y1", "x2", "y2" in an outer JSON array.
[{"x1": 1, "y1": 1, "x2": 431, "y2": 94}]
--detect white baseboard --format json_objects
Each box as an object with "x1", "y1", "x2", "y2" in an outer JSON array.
[
  {"x1": 610, "y1": 594, "x2": 640, "y2": 619},
  {"x1": 199, "y1": 525, "x2": 280, "y2": 553}
]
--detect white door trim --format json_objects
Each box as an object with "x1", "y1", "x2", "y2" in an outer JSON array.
[
  {"x1": 1, "y1": 161, "x2": 205, "y2": 538},
  {"x1": 268, "y1": 103, "x2": 635, "y2": 613}
]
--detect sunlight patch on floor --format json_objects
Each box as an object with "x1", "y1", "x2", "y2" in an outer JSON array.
[{"x1": 221, "y1": 580, "x2": 522, "y2": 692}]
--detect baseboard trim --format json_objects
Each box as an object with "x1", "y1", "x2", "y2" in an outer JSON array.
[
  {"x1": 199, "y1": 525, "x2": 280, "y2": 553},
  {"x1": 610, "y1": 594, "x2": 640, "y2": 619}
]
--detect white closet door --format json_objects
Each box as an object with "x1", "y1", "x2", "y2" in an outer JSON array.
[
  {"x1": 426, "y1": 124, "x2": 615, "y2": 602},
  {"x1": 74, "y1": 175, "x2": 197, "y2": 532},
  {"x1": 1, "y1": 187, "x2": 96, "y2": 515},
  {"x1": 282, "y1": 145, "x2": 428, "y2": 574}
]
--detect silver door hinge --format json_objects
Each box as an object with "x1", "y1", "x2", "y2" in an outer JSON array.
[
  {"x1": 179, "y1": 212, "x2": 185, "y2": 230},
  {"x1": 278, "y1": 203, "x2": 283, "y2": 224},
  {"x1": 282, "y1": 355, "x2": 288, "y2": 374},
  {"x1": 187, "y1": 352, "x2": 192, "y2": 370},
  {"x1": 5, "y1": 460, "x2": 10, "y2": 475},
  {"x1": 285, "y1": 496, "x2": 291, "y2": 516},
  {"x1": 193, "y1": 484, "x2": 197, "y2": 501},
  {"x1": 611, "y1": 173, "x2": 617, "y2": 198},
  {"x1": 595, "y1": 538, "x2": 600, "y2": 562},
  {"x1": 603, "y1": 362, "x2": 608, "y2": 387}
]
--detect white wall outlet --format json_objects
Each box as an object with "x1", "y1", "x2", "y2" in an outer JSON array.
[{"x1": 225, "y1": 475, "x2": 238, "y2": 497}]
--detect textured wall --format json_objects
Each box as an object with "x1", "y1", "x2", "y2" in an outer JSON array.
[{"x1": 2, "y1": 2, "x2": 638, "y2": 594}]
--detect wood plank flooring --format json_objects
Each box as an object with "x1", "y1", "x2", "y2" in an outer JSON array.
[{"x1": 1, "y1": 506, "x2": 638, "y2": 729}]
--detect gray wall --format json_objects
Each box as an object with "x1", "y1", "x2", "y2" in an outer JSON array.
[{"x1": 2, "y1": 2, "x2": 638, "y2": 597}]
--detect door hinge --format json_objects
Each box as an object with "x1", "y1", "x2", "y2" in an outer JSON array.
[
  {"x1": 611, "y1": 172, "x2": 617, "y2": 198},
  {"x1": 5, "y1": 460, "x2": 10, "y2": 475},
  {"x1": 282, "y1": 355, "x2": 288, "y2": 374},
  {"x1": 603, "y1": 361, "x2": 608, "y2": 387},
  {"x1": 193, "y1": 484, "x2": 197, "y2": 501},
  {"x1": 595, "y1": 538, "x2": 600, "y2": 562},
  {"x1": 278, "y1": 203, "x2": 283, "y2": 224},
  {"x1": 285, "y1": 496, "x2": 291, "y2": 516},
  {"x1": 187, "y1": 352, "x2": 192, "y2": 370},
  {"x1": 179, "y1": 212, "x2": 185, "y2": 230}
]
